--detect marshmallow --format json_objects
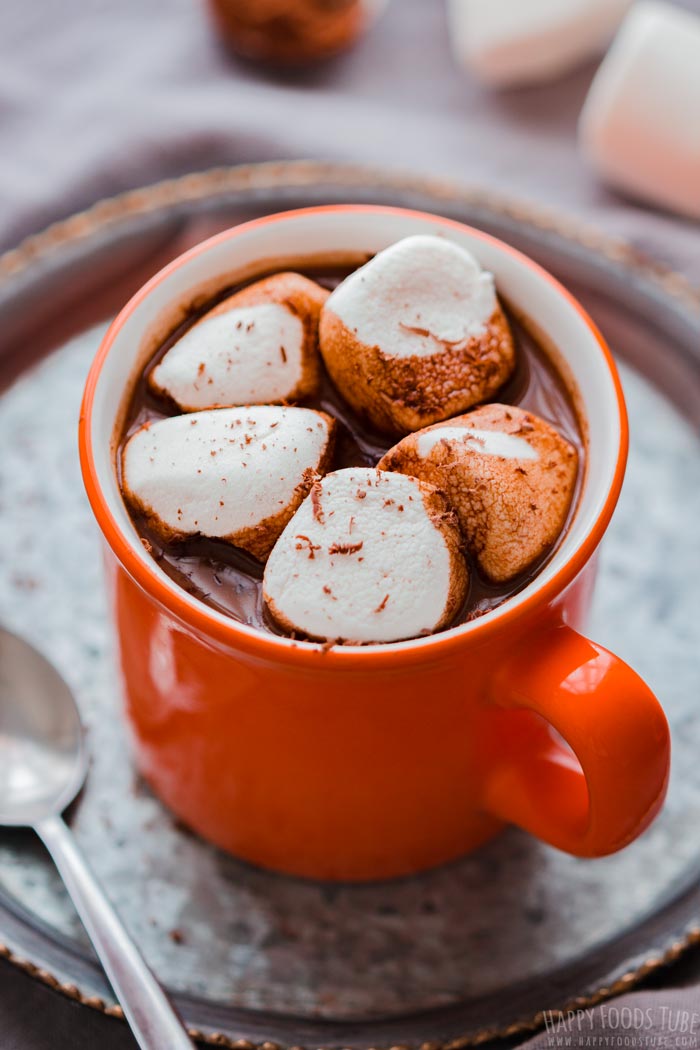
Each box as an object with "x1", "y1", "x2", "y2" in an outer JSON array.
[
  {"x1": 150, "y1": 272, "x2": 328, "y2": 411},
  {"x1": 579, "y1": 2, "x2": 700, "y2": 219},
  {"x1": 121, "y1": 405, "x2": 335, "y2": 561},
  {"x1": 263, "y1": 468, "x2": 468, "y2": 643},
  {"x1": 447, "y1": 0, "x2": 632, "y2": 87},
  {"x1": 378, "y1": 404, "x2": 578, "y2": 583},
  {"x1": 319, "y1": 236, "x2": 515, "y2": 436}
]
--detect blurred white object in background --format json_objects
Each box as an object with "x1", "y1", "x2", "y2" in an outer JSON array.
[
  {"x1": 579, "y1": 1, "x2": 700, "y2": 219},
  {"x1": 446, "y1": 0, "x2": 632, "y2": 87}
]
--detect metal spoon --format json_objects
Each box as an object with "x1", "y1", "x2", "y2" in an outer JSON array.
[{"x1": 0, "y1": 627, "x2": 195, "y2": 1049}]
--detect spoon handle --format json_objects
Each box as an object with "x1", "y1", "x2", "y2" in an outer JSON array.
[{"x1": 35, "y1": 814, "x2": 196, "y2": 1049}]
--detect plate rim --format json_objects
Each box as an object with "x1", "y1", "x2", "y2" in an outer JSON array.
[{"x1": 0, "y1": 159, "x2": 699, "y2": 1049}]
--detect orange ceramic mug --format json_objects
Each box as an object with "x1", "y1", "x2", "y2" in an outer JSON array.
[{"x1": 79, "y1": 206, "x2": 670, "y2": 881}]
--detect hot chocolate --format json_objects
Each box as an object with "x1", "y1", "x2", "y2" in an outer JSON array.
[{"x1": 118, "y1": 243, "x2": 583, "y2": 643}]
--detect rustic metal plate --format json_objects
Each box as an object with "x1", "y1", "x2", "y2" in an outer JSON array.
[{"x1": 0, "y1": 162, "x2": 698, "y2": 1049}]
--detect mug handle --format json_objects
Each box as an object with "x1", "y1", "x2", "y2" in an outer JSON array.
[{"x1": 481, "y1": 624, "x2": 670, "y2": 856}]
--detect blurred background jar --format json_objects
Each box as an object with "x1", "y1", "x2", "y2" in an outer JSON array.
[{"x1": 208, "y1": 0, "x2": 388, "y2": 65}]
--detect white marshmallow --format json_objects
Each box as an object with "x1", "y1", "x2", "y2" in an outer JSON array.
[
  {"x1": 263, "y1": 468, "x2": 468, "y2": 644},
  {"x1": 416, "y1": 427, "x2": 539, "y2": 462},
  {"x1": 447, "y1": 0, "x2": 632, "y2": 87},
  {"x1": 325, "y1": 235, "x2": 496, "y2": 360},
  {"x1": 378, "y1": 405, "x2": 578, "y2": 583},
  {"x1": 319, "y1": 235, "x2": 514, "y2": 435},
  {"x1": 149, "y1": 271, "x2": 327, "y2": 411},
  {"x1": 579, "y1": 2, "x2": 700, "y2": 219},
  {"x1": 121, "y1": 405, "x2": 335, "y2": 561},
  {"x1": 150, "y1": 303, "x2": 306, "y2": 410}
]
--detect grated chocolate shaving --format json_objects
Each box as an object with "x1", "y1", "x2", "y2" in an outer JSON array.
[
  {"x1": 295, "y1": 534, "x2": 321, "y2": 559},
  {"x1": 329, "y1": 541, "x2": 363, "y2": 555},
  {"x1": 310, "y1": 479, "x2": 324, "y2": 523}
]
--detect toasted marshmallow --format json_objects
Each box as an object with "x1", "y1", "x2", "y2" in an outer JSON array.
[
  {"x1": 263, "y1": 468, "x2": 467, "y2": 643},
  {"x1": 579, "y1": 2, "x2": 700, "y2": 219},
  {"x1": 378, "y1": 405, "x2": 578, "y2": 583},
  {"x1": 447, "y1": 0, "x2": 632, "y2": 87},
  {"x1": 149, "y1": 272, "x2": 328, "y2": 411},
  {"x1": 122, "y1": 405, "x2": 335, "y2": 561},
  {"x1": 319, "y1": 236, "x2": 515, "y2": 435}
]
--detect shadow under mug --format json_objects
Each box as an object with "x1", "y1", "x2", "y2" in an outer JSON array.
[{"x1": 79, "y1": 206, "x2": 670, "y2": 881}]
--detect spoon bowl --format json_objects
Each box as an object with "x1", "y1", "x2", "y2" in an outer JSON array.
[{"x1": 0, "y1": 629, "x2": 86, "y2": 826}]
